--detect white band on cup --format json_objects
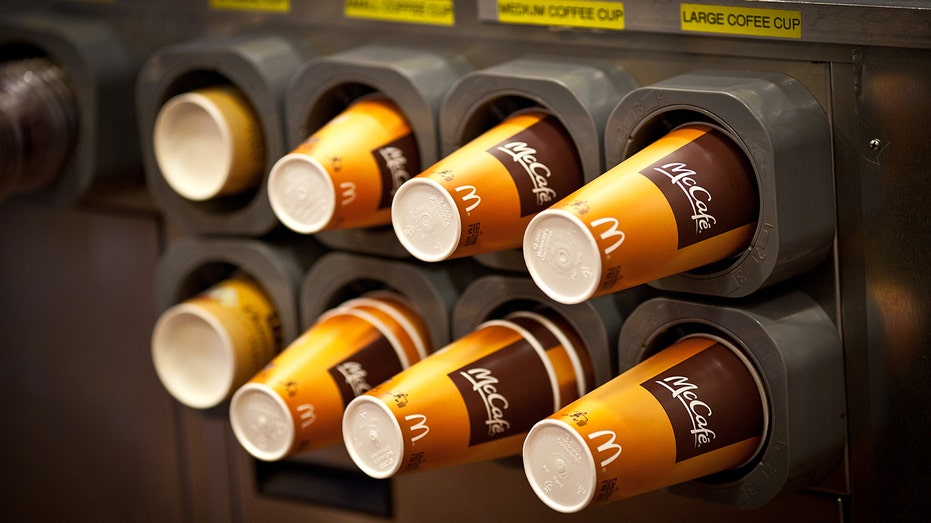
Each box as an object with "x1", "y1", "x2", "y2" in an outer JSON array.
[
  {"x1": 391, "y1": 177, "x2": 461, "y2": 262},
  {"x1": 267, "y1": 152, "x2": 337, "y2": 234},
  {"x1": 339, "y1": 294, "x2": 430, "y2": 361},
  {"x1": 523, "y1": 208, "x2": 603, "y2": 305},
  {"x1": 318, "y1": 307, "x2": 412, "y2": 369},
  {"x1": 477, "y1": 319, "x2": 562, "y2": 411},
  {"x1": 229, "y1": 382, "x2": 296, "y2": 461},
  {"x1": 507, "y1": 310, "x2": 589, "y2": 398}
]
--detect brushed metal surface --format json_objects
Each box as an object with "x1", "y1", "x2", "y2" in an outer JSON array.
[
  {"x1": 839, "y1": 46, "x2": 931, "y2": 521},
  {"x1": 2, "y1": 1, "x2": 930, "y2": 521},
  {"x1": 0, "y1": 202, "x2": 183, "y2": 522}
]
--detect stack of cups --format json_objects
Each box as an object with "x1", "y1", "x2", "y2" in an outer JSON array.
[
  {"x1": 391, "y1": 110, "x2": 583, "y2": 261},
  {"x1": 151, "y1": 276, "x2": 281, "y2": 409},
  {"x1": 229, "y1": 292, "x2": 432, "y2": 461},
  {"x1": 153, "y1": 85, "x2": 265, "y2": 201},
  {"x1": 341, "y1": 308, "x2": 594, "y2": 478},
  {"x1": 522, "y1": 335, "x2": 768, "y2": 513},
  {"x1": 523, "y1": 124, "x2": 758, "y2": 304},
  {"x1": 267, "y1": 96, "x2": 420, "y2": 234},
  {"x1": 0, "y1": 57, "x2": 78, "y2": 200}
]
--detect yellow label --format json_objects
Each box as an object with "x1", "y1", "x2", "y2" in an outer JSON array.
[
  {"x1": 498, "y1": 1, "x2": 624, "y2": 30},
  {"x1": 345, "y1": 0, "x2": 455, "y2": 26},
  {"x1": 680, "y1": 3, "x2": 801, "y2": 39},
  {"x1": 209, "y1": 0, "x2": 290, "y2": 13}
]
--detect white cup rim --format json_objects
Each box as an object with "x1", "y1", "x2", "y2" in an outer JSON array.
[
  {"x1": 153, "y1": 90, "x2": 236, "y2": 201},
  {"x1": 151, "y1": 301, "x2": 237, "y2": 409}
]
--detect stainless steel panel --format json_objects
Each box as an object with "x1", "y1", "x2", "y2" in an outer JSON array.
[
  {"x1": 838, "y1": 46, "x2": 931, "y2": 521},
  {"x1": 0, "y1": 202, "x2": 183, "y2": 521},
  {"x1": 3, "y1": 1, "x2": 930, "y2": 521}
]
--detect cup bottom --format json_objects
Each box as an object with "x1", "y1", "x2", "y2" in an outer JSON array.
[
  {"x1": 522, "y1": 418, "x2": 597, "y2": 514},
  {"x1": 342, "y1": 395, "x2": 405, "y2": 478},
  {"x1": 391, "y1": 177, "x2": 461, "y2": 262},
  {"x1": 267, "y1": 153, "x2": 337, "y2": 234},
  {"x1": 229, "y1": 383, "x2": 296, "y2": 461},
  {"x1": 524, "y1": 209, "x2": 603, "y2": 304},
  {"x1": 151, "y1": 303, "x2": 236, "y2": 409}
]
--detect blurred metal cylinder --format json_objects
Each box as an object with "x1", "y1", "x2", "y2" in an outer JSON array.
[{"x1": 0, "y1": 57, "x2": 78, "y2": 200}]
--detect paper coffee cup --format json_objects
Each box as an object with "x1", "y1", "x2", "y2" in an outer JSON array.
[
  {"x1": 523, "y1": 124, "x2": 758, "y2": 304},
  {"x1": 522, "y1": 335, "x2": 768, "y2": 513},
  {"x1": 391, "y1": 111, "x2": 583, "y2": 262},
  {"x1": 342, "y1": 309, "x2": 591, "y2": 478},
  {"x1": 153, "y1": 86, "x2": 265, "y2": 201},
  {"x1": 229, "y1": 293, "x2": 431, "y2": 461},
  {"x1": 151, "y1": 276, "x2": 280, "y2": 409},
  {"x1": 267, "y1": 97, "x2": 419, "y2": 234}
]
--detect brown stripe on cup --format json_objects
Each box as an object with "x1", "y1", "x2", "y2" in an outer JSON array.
[
  {"x1": 268, "y1": 97, "x2": 419, "y2": 233},
  {"x1": 505, "y1": 309, "x2": 595, "y2": 402},
  {"x1": 229, "y1": 293, "x2": 430, "y2": 461},
  {"x1": 639, "y1": 127, "x2": 756, "y2": 249},
  {"x1": 640, "y1": 337, "x2": 764, "y2": 462},
  {"x1": 486, "y1": 114, "x2": 583, "y2": 218},
  {"x1": 522, "y1": 335, "x2": 767, "y2": 513},
  {"x1": 375, "y1": 132, "x2": 420, "y2": 210},
  {"x1": 342, "y1": 315, "x2": 583, "y2": 478},
  {"x1": 391, "y1": 111, "x2": 583, "y2": 261},
  {"x1": 523, "y1": 124, "x2": 758, "y2": 304},
  {"x1": 446, "y1": 319, "x2": 560, "y2": 446}
]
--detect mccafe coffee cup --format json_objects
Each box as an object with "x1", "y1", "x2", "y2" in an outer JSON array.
[
  {"x1": 522, "y1": 335, "x2": 767, "y2": 513},
  {"x1": 267, "y1": 97, "x2": 420, "y2": 234},
  {"x1": 342, "y1": 309, "x2": 593, "y2": 478},
  {"x1": 151, "y1": 276, "x2": 280, "y2": 409},
  {"x1": 229, "y1": 292, "x2": 431, "y2": 461},
  {"x1": 153, "y1": 86, "x2": 265, "y2": 201},
  {"x1": 523, "y1": 124, "x2": 757, "y2": 304},
  {"x1": 391, "y1": 111, "x2": 583, "y2": 262}
]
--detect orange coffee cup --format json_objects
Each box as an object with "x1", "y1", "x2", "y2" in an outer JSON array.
[
  {"x1": 267, "y1": 97, "x2": 419, "y2": 233},
  {"x1": 523, "y1": 124, "x2": 758, "y2": 304},
  {"x1": 342, "y1": 309, "x2": 592, "y2": 478},
  {"x1": 522, "y1": 335, "x2": 768, "y2": 513},
  {"x1": 391, "y1": 111, "x2": 583, "y2": 261},
  {"x1": 151, "y1": 276, "x2": 280, "y2": 409},
  {"x1": 153, "y1": 86, "x2": 265, "y2": 201},
  {"x1": 229, "y1": 292, "x2": 431, "y2": 461}
]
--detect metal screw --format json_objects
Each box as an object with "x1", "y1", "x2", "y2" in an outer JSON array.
[{"x1": 869, "y1": 138, "x2": 881, "y2": 150}]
